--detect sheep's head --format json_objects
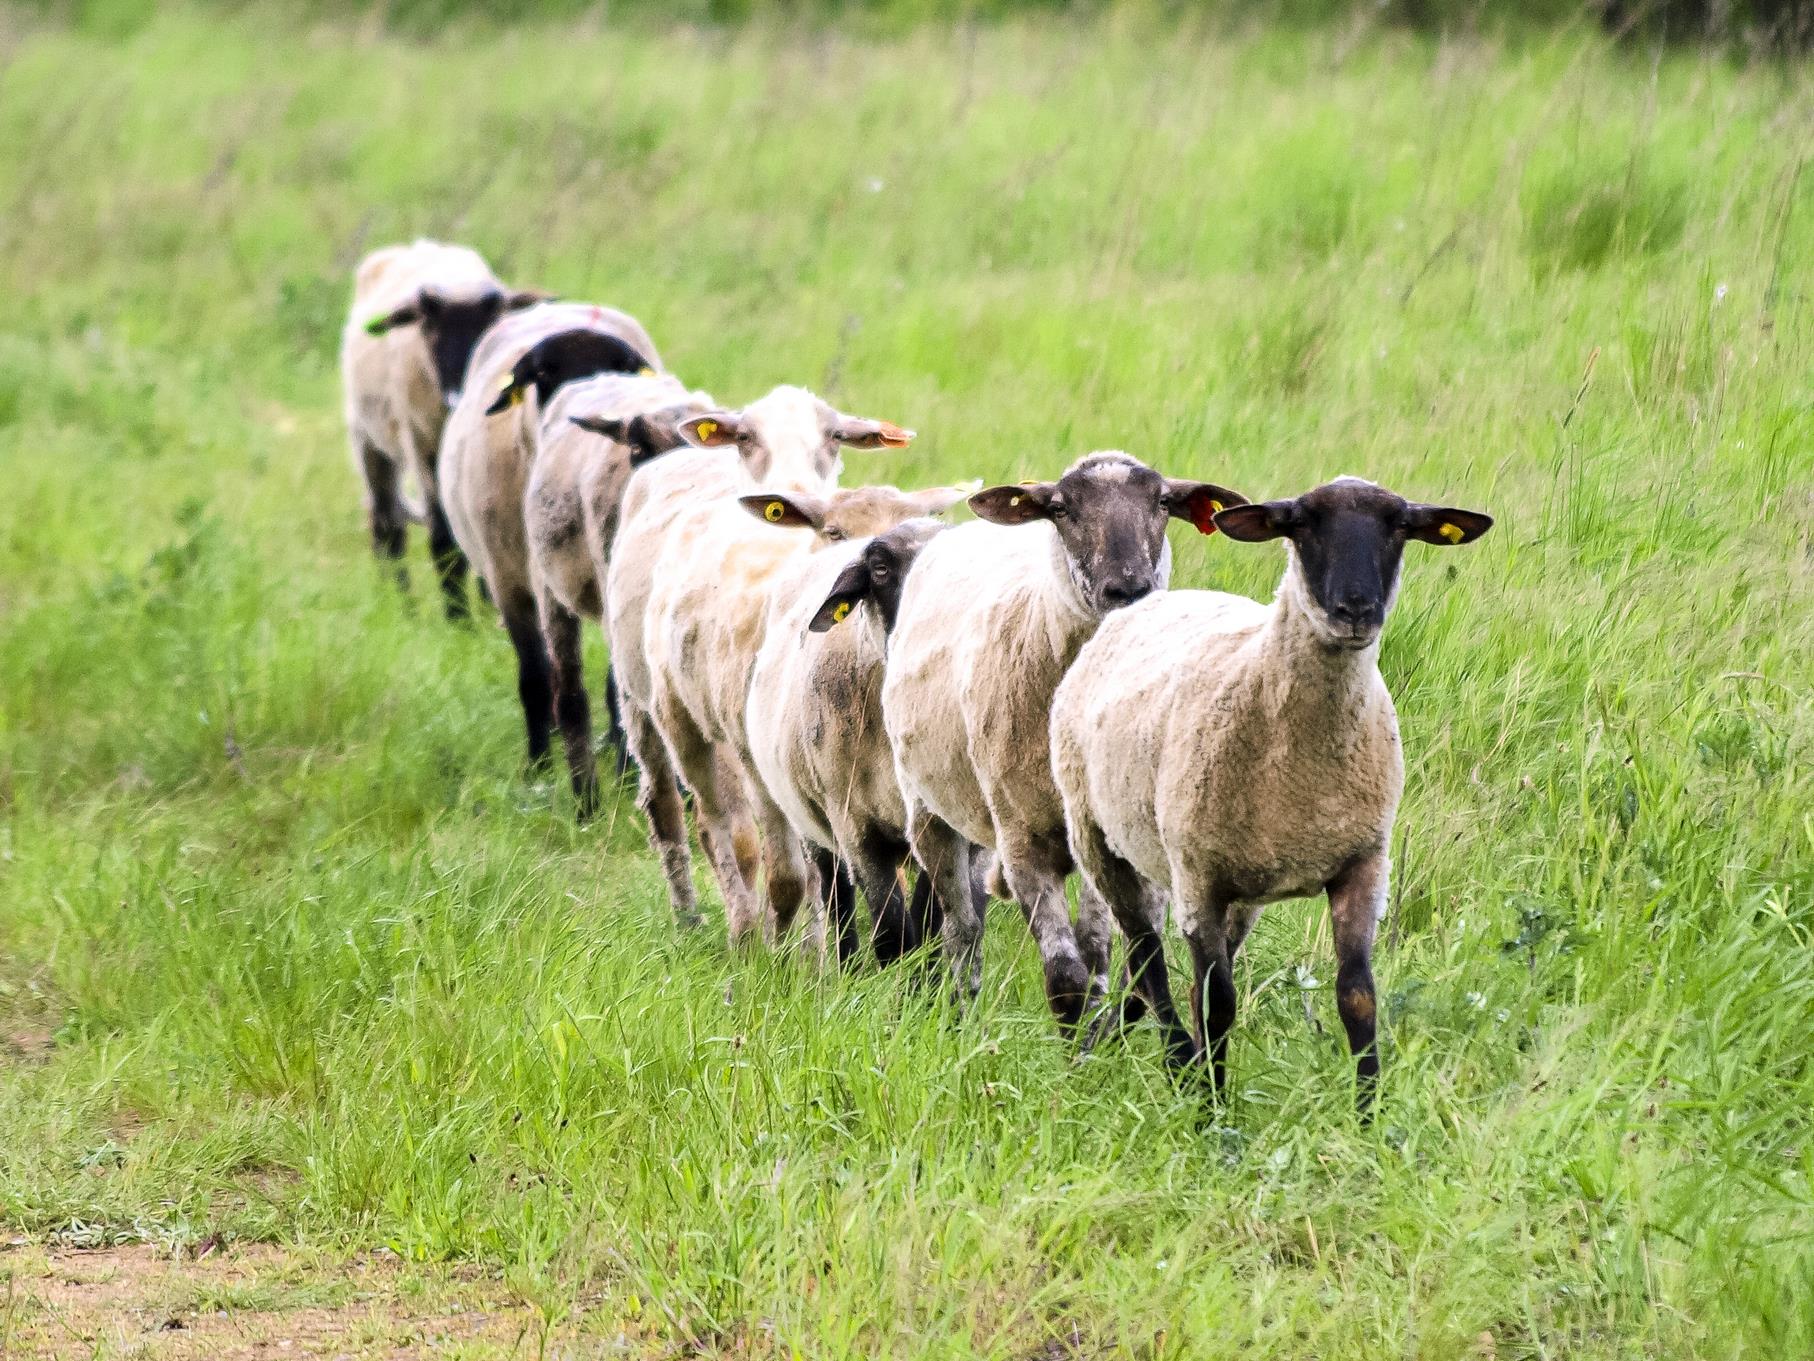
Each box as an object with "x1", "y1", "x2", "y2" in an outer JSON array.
[
  {"x1": 486, "y1": 330, "x2": 657, "y2": 415},
  {"x1": 570, "y1": 394, "x2": 713, "y2": 467},
  {"x1": 808, "y1": 518, "x2": 950, "y2": 635},
  {"x1": 969, "y1": 452, "x2": 1248, "y2": 615},
  {"x1": 676, "y1": 385, "x2": 912, "y2": 494},
  {"x1": 364, "y1": 285, "x2": 550, "y2": 405},
  {"x1": 737, "y1": 480, "x2": 974, "y2": 545},
  {"x1": 1213, "y1": 477, "x2": 1493, "y2": 650}
]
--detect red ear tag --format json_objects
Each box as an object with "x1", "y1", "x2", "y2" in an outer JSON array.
[{"x1": 1191, "y1": 497, "x2": 1224, "y2": 536}]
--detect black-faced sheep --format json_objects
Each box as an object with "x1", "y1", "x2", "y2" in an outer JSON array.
[
  {"x1": 882, "y1": 452, "x2": 1247, "y2": 1029},
  {"x1": 1050, "y1": 476, "x2": 1492, "y2": 1104},
  {"x1": 436, "y1": 303, "x2": 662, "y2": 797},
  {"x1": 745, "y1": 517, "x2": 985, "y2": 963},
  {"x1": 606, "y1": 386, "x2": 915, "y2": 935},
  {"x1": 339, "y1": 240, "x2": 546, "y2": 615}
]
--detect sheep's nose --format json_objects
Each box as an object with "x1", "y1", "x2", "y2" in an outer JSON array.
[
  {"x1": 1330, "y1": 594, "x2": 1375, "y2": 625},
  {"x1": 1100, "y1": 579, "x2": 1153, "y2": 608}
]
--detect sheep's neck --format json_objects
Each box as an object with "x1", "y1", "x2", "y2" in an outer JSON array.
[{"x1": 1250, "y1": 561, "x2": 1382, "y2": 735}]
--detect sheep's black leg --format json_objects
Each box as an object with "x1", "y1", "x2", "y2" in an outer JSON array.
[
  {"x1": 359, "y1": 443, "x2": 409, "y2": 592},
  {"x1": 501, "y1": 594, "x2": 554, "y2": 772},
  {"x1": 1328, "y1": 854, "x2": 1387, "y2": 1114},
  {"x1": 999, "y1": 840, "x2": 1095, "y2": 1033},
  {"x1": 1070, "y1": 822, "x2": 1173, "y2": 1059},
  {"x1": 541, "y1": 598, "x2": 597, "y2": 819},
  {"x1": 857, "y1": 830, "x2": 915, "y2": 965},
  {"x1": 427, "y1": 498, "x2": 470, "y2": 621},
  {"x1": 1182, "y1": 911, "x2": 1236, "y2": 1100},
  {"x1": 813, "y1": 845, "x2": 859, "y2": 966},
  {"x1": 910, "y1": 859, "x2": 949, "y2": 951}
]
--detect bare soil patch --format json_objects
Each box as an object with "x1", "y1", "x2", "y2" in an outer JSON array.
[{"x1": 0, "y1": 1242, "x2": 563, "y2": 1359}]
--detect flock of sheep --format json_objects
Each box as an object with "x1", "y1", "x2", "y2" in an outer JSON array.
[{"x1": 340, "y1": 239, "x2": 1494, "y2": 1107}]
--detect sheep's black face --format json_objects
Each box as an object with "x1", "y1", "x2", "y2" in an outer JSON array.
[
  {"x1": 1286, "y1": 481, "x2": 1413, "y2": 649},
  {"x1": 808, "y1": 519, "x2": 945, "y2": 635},
  {"x1": 418, "y1": 291, "x2": 508, "y2": 405},
  {"x1": 1048, "y1": 457, "x2": 1175, "y2": 612},
  {"x1": 1214, "y1": 478, "x2": 1494, "y2": 651},
  {"x1": 864, "y1": 520, "x2": 944, "y2": 632},
  {"x1": 489, "y1": 331, "x2": 655, "y2": 415},
  {"x1": 970, "y1": 458, "x2": 1249, "y2": 614}
]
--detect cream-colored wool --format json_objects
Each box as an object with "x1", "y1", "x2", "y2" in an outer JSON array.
[
  {"x1": 744, "y1": 517, "x2": 957, "y2": 957},
  {"x1": 1050, "y1": 474, "x2": 1489, "y2": 1097},
  {"x1": 339, "y1": 241, "x2": 503, "y2": 563},
  {"x1": 606, "y1": 386, "x2": 916, "y2": 938},
  {"x1": 883, "y1": 452, "x2": 1193, "y2": 1024}
]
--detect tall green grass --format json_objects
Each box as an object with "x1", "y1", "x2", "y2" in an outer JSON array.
[{"x1": 0, "y1": 7, "x2": 1810, "y2": 1357}]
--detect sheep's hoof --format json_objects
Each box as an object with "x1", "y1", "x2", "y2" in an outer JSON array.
[
  {"x1": 1075, "y1": 991, "x2": 1141, "y2": 1057},
  {"x1": 1044, "y1": 957, "x2": 1097, "y2": 1033}
]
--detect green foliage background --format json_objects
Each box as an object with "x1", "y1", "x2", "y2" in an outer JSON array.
[{"x1": 0, "y1": 2, "x2": 1810, "y2": 1356}]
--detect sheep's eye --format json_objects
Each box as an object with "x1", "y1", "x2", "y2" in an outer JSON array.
[
  {"x1": 1049, "y1": 504, "x2": 1068, "y2": 520},
  {"x1": 872, "y1": 565, "x2": 890, "y2": 581},
  {"x1": 824, "y1": 527, "x2": 846, "y2": 542}
]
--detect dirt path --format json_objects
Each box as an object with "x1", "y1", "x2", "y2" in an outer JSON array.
[{"x1": 0, "y1": 1242, "x2": 566, "y2": 1359}]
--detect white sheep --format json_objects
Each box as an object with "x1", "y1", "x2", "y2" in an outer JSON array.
[
  {"x1": 882, "y1": 452, "x2": 1247, "y2": 1029},
  {"x1": 606, "y1": 386, "x2": 914, "y2": 935},
  {"x1": 339, "y1": 240, "x2": 545, "y2": 615},
  {"x1": 525, "y1": 372, "x2": 716, "y2": 807},
  {"x1": 1050, "y1": 476, "x2": 1492, "y2": 1104},
  {"x1": 435, "y1": 303, "x2": 663, "y2": 801},
  {"x1": 646, "y1": 472, "x2": 973, "y2": 951},
  {"x1": 743, "y1": 509, "x2": 973, "y2": 962}
]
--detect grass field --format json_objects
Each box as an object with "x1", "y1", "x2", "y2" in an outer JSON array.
[{"x1": 1, "y1": 5, "x2": 1811, "y2": 1357}]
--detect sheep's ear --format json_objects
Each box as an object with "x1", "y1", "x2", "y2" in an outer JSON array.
[
  {"x1": 1213, "y1": 499, "x2": 1298, "y2": 542},
  {"x1": 909, "y1": 480, "x2": 983, "y2": 517},
  {"x1": 571, "y1": 414, "x2": 629, "y2": 441},
  {"x1": 809, "y1": 560, "x2": 871, "y2": 632},
  {"x1": 969, "y1": 482, "x2": 1058, "y2": 526},
  {"x1": 505, "y1": 288, "x2": 554, "y2": 311},
  {"x1": 739, "y1": 493, "x2": 824, "y2": 530},
  {"x1": 485, "y1": 357, "x2": 533, "y2": 415},
  {"x1": 678, "y1": 412, "x2": 742, "y2": 448},
  {"x1": 1163, "y1": 480, "x2": 1251, "y2": 536},
  {"x1": 1404, "y1": 505, "x2": 1493, "y2": 546},
  {"x1": 363, "y1": 301, "x2": 422, "y2": 335},
  {"x1": 830, "y1": 416, "x2": 915, "y2": 449}
]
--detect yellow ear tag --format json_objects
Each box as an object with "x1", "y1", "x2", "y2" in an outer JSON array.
[
  {"x1": 1438, "y1": 522, "x2": 1464, "y2": 544},
  {"x1": 1209, "y1": 500, "x2": 1223, "y2": 513},
  {"x1": 638, "y1": 367, "x2": 655, "y2": 377},
  {"x1": 764, "y1": 501, "x2": 785, "y2": 522},
  {"x1": 1009, "y1": 495, "x2": 1022, "y2": 507},
  {"x1": 695, "y1": 419, "x2": 717, "y2": 441},
  {"x1": 832, "y1": 600, "x2": 852, "y2": 623}
]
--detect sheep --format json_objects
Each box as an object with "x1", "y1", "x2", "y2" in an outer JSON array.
[
  {"x1": 1049, "y1": 477, "x2": 1493, "y2": 1105},
  {"x1": 647, "y1": 476, "x2": 975, "y2": 952},
  {"x1": 435, "y1": 303, "x2": 664, "y2": 803},
  {"x1": 881, "y1": 452, "x2": 1248, "y2": 1029},
  {"x1": 524, "y1": 372, "x2": 716, "y2": 810},
  {"x1": 741, "y1": 506, "x2": 976, "y2": 962},
  {"x1": 605, "y1": 386, "x2": 914, "y2": 935},
  {"x1": 339, "y1": 240, "x2": 546, "y2": 616}
]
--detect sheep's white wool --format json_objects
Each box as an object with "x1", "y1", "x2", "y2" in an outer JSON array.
[
  {"x1": 882, "y1": 451, "x2": 1197, "y2": 1022},
  {"x1": 608, "y1": 387, "x2": 932, "y2": 947},
  {"x1": 340, "y1": 240, "x2": 502, "y2": 515},
  {"x1": 438, "y1": 302, "x2": 664, "y2": 616},
  {"x1": 744, "y1": 519, "x2": 950, "y2": 954}
]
